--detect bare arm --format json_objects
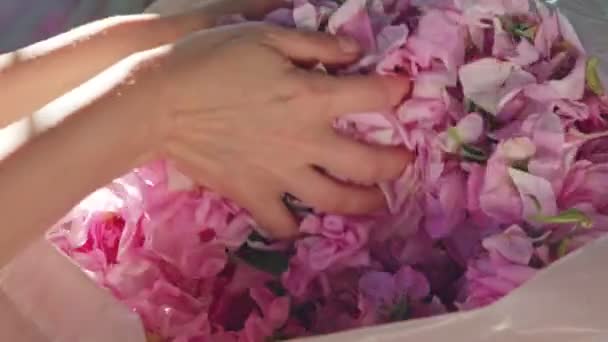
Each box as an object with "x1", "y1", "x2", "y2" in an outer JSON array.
[
  {"x1": 0, "y1": 1, "x2": 244, "y2": 128},
  {"x1": 0, "y1": 17, "x2": 410, "y2": 267},
  {"x1": 0, "y1": 50, "x2": 162, "y2": 265},
  {"x1": 0, "y1": 0, "x2": 290, "y2": 265}
]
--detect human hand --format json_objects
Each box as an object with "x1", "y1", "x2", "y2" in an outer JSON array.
[{"x1": 136, "y1": 24, "x2": 412, "y2": 238}]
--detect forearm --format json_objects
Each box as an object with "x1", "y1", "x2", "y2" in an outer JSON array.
[
  {"x1": 0, "y1": 6, "x2": 223, "y2": 128},
  {"x1": 0, "y1": 51, "x2": 163, "y2": 266}
]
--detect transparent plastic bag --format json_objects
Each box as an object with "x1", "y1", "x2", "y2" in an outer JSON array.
[
  {"x1": 1, "y1": 1, "x2": 608, "y2": 341},
  {"x1": 555, "y1": 0, "x2": 608, "y2": 80}
]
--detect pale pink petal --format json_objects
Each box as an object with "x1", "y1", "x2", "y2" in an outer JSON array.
[
  {"x1": 482, "y1": 225, "x2": 534, "y2": 265},
  {"x1": 508, "y1": 167, "x2": 558, "y2": 220},
  {"x1": 328, "y1": 0, "x2": 376, "y2": 51}
]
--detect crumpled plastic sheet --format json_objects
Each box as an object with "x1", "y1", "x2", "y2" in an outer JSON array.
[{"x1": 1, "y1": 1, "x2": 607, "y2": 341}]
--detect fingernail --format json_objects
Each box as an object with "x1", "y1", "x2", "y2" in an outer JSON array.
[{"x1": 338, "y1": 36, "x2": 360, "y2": 54}]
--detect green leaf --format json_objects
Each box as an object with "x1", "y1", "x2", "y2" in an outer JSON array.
[
  {"x1": 557, "y1": 238, "x2": 570, "y2": 258},
  {"x1": 266, "y1": 281, "x2": 287, "y2": 297},
  {"x1": 248, "y1": 231, "x2": 272, "y2": 244},
  {"x1": 236, "y1": 245, "x2": 290, "y2": 276},
  {"x1": 534, "y1": 208, "x2": 593, "y2": 229},
  {"x1": 513, "y1": 25, "x2": 537, "y2": 40},
  {"x1": 461, "y1": 144, "x2": 489, "y2": 163},
  {"x1": 384, "y1": 298, "x2": 410, "y2": 322},
  {"x1": 447, "y1": 127, "x2": 463, "y2": 145},
  {"x1": 464, "y1": 98, "x2": 480, "y2": 114},
  {"x1": 290, "y1": 301, "x2": 316, "y2": 329},
  {"x1": 586, "y1": 57, "x2": 605, "y2": 95},
  {"x1": 501, "y1": 16, "x2": 537, "y2": 41}
]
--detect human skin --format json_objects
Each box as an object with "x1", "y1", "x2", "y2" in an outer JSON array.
[{"x1": 0, "y1": 0, "x2": 411, "y2": 267}]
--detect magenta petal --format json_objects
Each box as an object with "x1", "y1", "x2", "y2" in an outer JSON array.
[
  {"x1": 394, "y1": 266, "x2": 431, "y2": 300},
  {"x1": 457, "y1": 112, "x2": 484, "y2": 143},
  {"x1": 475, "y1": 276, "x2": 517, "y2": 294},
  {"x1": 376, "y1": 24, "x2": 409, "y2": 53},
  {"x1": 265, "y1": 8, "x2": 296, "y2": 26},
  {"x1": 546, "y1": 56, "x2": 586, "y2": 101},
  {"x1": 413, "y1": 69, "x2": 458, "y2": 99},
  {"x1": 482, "y1": 225, "x2": 534, "y2": 265},
  {"x1": 397, "y1": 98, "x2": 447, "y2": 126},
  {"x1": 459, "y1": 58, "x2": 536, "y2": 114},
  {"x1": 358, "y1": 271, "x2": 397, "y2": 307},
  {"x1": 300, "y1": 214, "x2": 323, "y2": 234},
  {"x1": 328, "y1": 0, "x2": 376, "y2": 51},
  {"x1": 480, "y1": 151, "x2": 523, "y2": 223},
  {"x1": 527, "y1": 112, "x2": 565, "y2": 184},
  {"x1": 494, "y1": 264, "x2": 537, "y2": 284},
  {"x1": 407, "y1": 9, "x2": 465, "y2": 71},
  {"x1": 509, "y1": 39, "x2": 540, "y2": 66},
  {"x1": 425, "y1": 169, "x2": 467, "y2": 239},
  {"x1": 293, "y1": 1, "x2": 320, "y2": 30},
  {"x1": 534, "y1": 3, "x2": 559, "y2": 57},
  {"x1": 47, "y1": 1, "x2": 606, "y2": 339}
]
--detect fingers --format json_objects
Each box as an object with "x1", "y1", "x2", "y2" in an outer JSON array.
[
  {"x1": 263, "y1": 26, "x2": 362, "y2": 65},
  {"x1": 311, "y1": 131, "x2": 412, "y2": 184},
  {"x1": 244, "y1": 192, "x2": 299, "y2": 239},
  {"x1": 286, "y1": 167, "x2": 387, "y2": 215},
  {"x1": 308, "y1": 73, "x2": 411, "y2": 117}
]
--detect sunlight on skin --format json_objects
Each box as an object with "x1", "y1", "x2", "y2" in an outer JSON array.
[
  {"x1": 0, "y1": 43, "x2": 171, "y2": 160},
  {"x1": 0, "y1": 119, "x2": 33, "y2": 159}
]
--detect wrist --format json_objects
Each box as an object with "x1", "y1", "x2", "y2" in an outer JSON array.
[
  {"x1": 120, "y1": 46, "x2": 178, "y2": 165},
  {"x1": 55, "y1": 46, "x2": 177, "y2": 172}
]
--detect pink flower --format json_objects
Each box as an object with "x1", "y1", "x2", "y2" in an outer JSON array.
[
  {"x1": 509, "y1": 39, "x2": 540, "y2": 66},
  {"x1": 461, "y1": 228, "x2": 537, "y2": 309},
  {"x1": 242, "y1": 287, "x2": 290, "y2": 341},
  {"x1": 559, "y1": 161, "x2": 608, "y2": 211},
  {"x1": 456, "y1": 0, "x2": 530, "y2": 18},
  {"x1": 479, "y1": 143, "x2": 523, "y2": 223},
  {"x1": 534, "y1": 2, "x2": 559, "y2": 57},
  {"x1": 508, "y1": 167, "x2": 558, "y2": 222},
  {"x1": 48, "y1": 1, "x2": 608, "y2": 340},
  {"x1": 328, "y1": 0, "x2": 376, "y2": 51},
  {"x1": 459, "y1": 58, "x2": 536, "y2": 114},
  {"x1": 406, "y1": 9, "x2": 466, "y2": 71},
  {"x1": 358, "y1": 266, "x2": 441, "y2": 323},
  {"x1": 438, "y1": 112, "x2": 484, "y2": 153},
  {"x1": 578, "y1": 136, "x2": 608, "y2": 163},
  {"x1": 482, "y1": 225, "x2": 534, "y2": 265},
  {"x1": 424, "y1": 167, "x2": 467, "y2": 239},
  {"x1": 397, "y1": 98, "x2": 447, "y2": 127}
]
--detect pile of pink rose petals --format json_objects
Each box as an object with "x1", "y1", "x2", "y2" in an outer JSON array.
[{"x1": 49, "y1": 0, "x2": 608, "y2": 341}]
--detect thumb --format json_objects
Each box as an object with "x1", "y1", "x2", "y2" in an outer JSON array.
[{"x1": 265, "y1": 27, "x2": 362, "y2": 65}]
